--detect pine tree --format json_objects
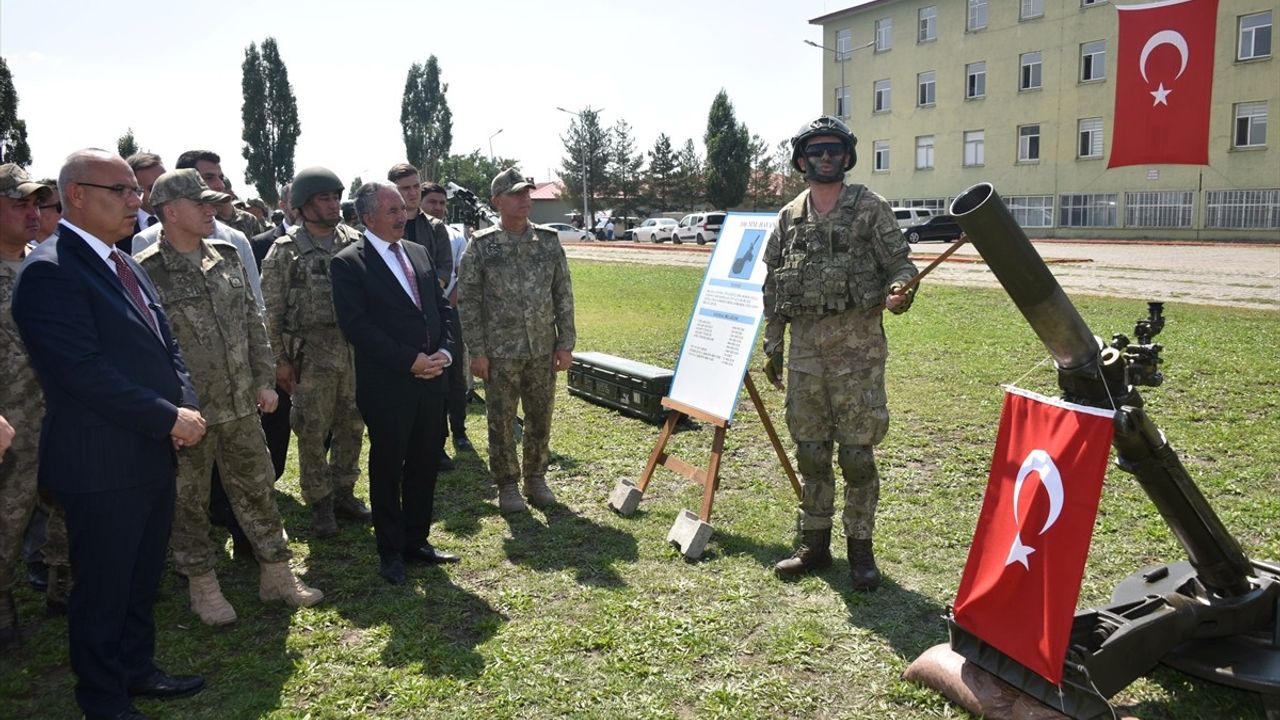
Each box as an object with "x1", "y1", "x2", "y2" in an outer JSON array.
[
  {"x1": 645, "y1": 133, "x2": 677, "y2": 212},
  {"x1": 608, "y1": 119, "x2": 645, "y2": 219},
  {"x1": 557, "y1": 107, "x2": 611, "y2": 222},
  {"x1": 745, "y1": 133, "x2": 780, "y2": 211},
  {"x1": 117, "y1": 128, "x2": 139, "y2": 159},
  {"x1": 703, "y1": 89, "x2": 751, "y2": 209},
  {"x1": 0, "y1": 58, "x2": 32, "y2": 166},
  {"x1": 400, "y1": 56, "x2": 453, "y2": 179},
  {"x1": 672, "y1": 139, "x2": 704, "y2": 211},
  {"x1": 241, "y1": 38, "x2": 301, "y2": 207},
  {"x1": 348, "y1": 176, "x2": 363, "y2": 201},
  {"x1": 774, "y1": 139, "x2": 808, "y2": 200}
]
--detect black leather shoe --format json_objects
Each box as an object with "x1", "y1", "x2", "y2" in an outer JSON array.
[
  {"x1": 403, "y1": 544, "x2": 460, "y2": 564},
  {"x1": 438, "y1": 452, "x2": 455, "y2": 471},
  {"x1": 128, "y1": 670, "x2": 204, "y2": 700},
  {"x1": 453, "y1": 434, "x2": 474, "y2": 452},
  {"x1": 83, "y1": 705, "x2": 150, "y2": 719},
  {"x1": 379, "y1": 556, "x2": 406, "y2": 585}
]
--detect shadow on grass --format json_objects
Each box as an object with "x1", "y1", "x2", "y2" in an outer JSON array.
[
  {"x1": 501, "y1": 503, "x2": 638, "y2": 588},
  {"x1": 1120, "y1": 664, "x2": 1272, "y2": 719}
]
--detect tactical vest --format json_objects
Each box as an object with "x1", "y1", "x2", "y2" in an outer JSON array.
[
  {"x1": 282, "y1": 224, "x2": 358, "y2": 334},
  {"x1": 773, "y1": 186, "x2": 887, "y2": 318}
]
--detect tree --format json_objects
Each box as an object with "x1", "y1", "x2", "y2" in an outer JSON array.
[
  {"x1": 437, "y1": 150, "x2": 520, "y2": 224},
  {"x1": 608, "y1": 119, "x2": 645, "y2": 219},
  {"x1": 400, "y1": 56, "x2": 453, "y2": 180},
  {"x1": 645, "y1": 133, "x2": 677, "y2": 212},
  {"x1": 774, "y1": 139, "x2": 808, "y2": 200},
  {"x1": 671, "y1": 139, "x2": 704, "y2": 211},
  {"x1": 556, "y1": 107, "x2": 611, "y2": 222},
  {"x1": 348, "y1": 176, "x2": 363, "y2": 201},
  {"x1": 744, "y1": 133, "x2": 780, "y2": 211},
  {"x1": 0, "y1": 58, "x2": 32, "y2": 166},
  {"x1": 241, "y1": 38, "x2": 301, "y2": 207},
  {"x1": 703, "y1": 89, "x2": 751, "y2": 209},
  {"x1": 117, "y1": 128, "x2": 139, "y2": 159}
]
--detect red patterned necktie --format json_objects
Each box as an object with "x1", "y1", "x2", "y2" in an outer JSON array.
[
  {"x1": 388, "y1": 242, "x2": 422, "y2": 309},
  {"x1": 109, "y1": 250, "x2": 159, "y2": 334}
]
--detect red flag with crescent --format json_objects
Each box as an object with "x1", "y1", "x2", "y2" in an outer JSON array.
[
  {"x1": 953, "y1": 387, "x2": 1115, "y2": 684},
  {"x1": 1108, "y1": 0, "x2": 1219, "y2": 168}
]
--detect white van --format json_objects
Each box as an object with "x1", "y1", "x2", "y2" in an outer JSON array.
[{"x1": 891, "y1": 206, "x2": 934, "y2": 229}]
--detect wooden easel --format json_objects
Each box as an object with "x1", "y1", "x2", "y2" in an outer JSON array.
[{"x1": 633, "y1": 373, "x2": 801, "y2": 523}]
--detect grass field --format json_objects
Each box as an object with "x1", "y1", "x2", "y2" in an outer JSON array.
[{"x1": 2, "y1": 260, "x2": 1277, "y2": 719}]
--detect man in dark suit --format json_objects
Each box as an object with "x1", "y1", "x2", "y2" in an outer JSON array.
[
  {"x1": 249, "y1": 181, "x2": 294, "y2": 481},
  {"x1": 331, "y1": 181, "x2": 459, "y2": 586},
  {"x1": 12, "y1": 149, "x2": 207, "y2": 720}
]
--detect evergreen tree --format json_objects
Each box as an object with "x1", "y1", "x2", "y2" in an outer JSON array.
[
  {"x1": 703, "y1": 89, "x2": 751, "y2": 209},
  {"x1": 608, "y1": 119, "x2": 645, "y2": 219},
  {"x1": 348, "y1": 176, "x2": 363, "y2": 201},
  {"x1": 437, "y1": 150, "x2": 520, "y2": 224},
  {"x1": 0, "y1": 58, "x2": 32, "y2": 166},
  {"x1": 671, "y1": 139, "x2": 704, "y2": 211},
  {"x1": 400, "y1": 56, "x2": 453, "y2": 180},
  {"x1": 117, "y1": 128, "x2": 139, "y2": 159},
  {"x1": 645, "y1": 133, "x2": 677, "y2": 212},
  {"x1": 556, "y1": 107, "x2": 610, "y2": 222},
  {"x1": 745, "y1": 133, "x2": 780, "y2": 211},
  {"x1": 241, "y1": 38, "x2": 301, "y2": 207},
  {"x1": 774, "y1": 139, "x2": 808, "y2": 200}
]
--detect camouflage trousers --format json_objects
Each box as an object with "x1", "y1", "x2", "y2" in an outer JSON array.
[
  {"x1": 0, "y1": 417, "x2": 38, "y2": 592},
  {"x1": 485, "y1": 357, "x2": 556, "y2": 488},
  {"x1": 291, "y1": 365, "x2": 364, "y2": 505},
  {"x1": 172, "y1": 414, "x2": 290, "y2": 576}
]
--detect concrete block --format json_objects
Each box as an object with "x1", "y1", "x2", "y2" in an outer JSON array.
[
  {"x1": 667, "y1": 509, "x2": 714, "y2": 559},
  {"x1": 608, "y1": 479, "x2": 643, "y2": 516}
]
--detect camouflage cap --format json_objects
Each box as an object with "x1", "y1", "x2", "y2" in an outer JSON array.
[
  {"x1": 150, "y1": 168, "x2": 232, "y2": 206},
  {"x1": 0, "y1": 163, "x2": 52, "y2": 200},
  {"x1": 490, "y1": 167, "x2": 534, "y2": 197}
]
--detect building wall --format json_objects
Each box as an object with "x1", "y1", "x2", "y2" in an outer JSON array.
[
  {"x1": 813, "y1": 0, "x2": 1278, "y2": 240},
  {"x1": 531, "y1": 198, "x2": 574, "y2": 225}
]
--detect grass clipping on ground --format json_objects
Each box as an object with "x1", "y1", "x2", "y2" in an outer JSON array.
[{"x1": 3, "y1": 260, "x2": 1277, "y2": 719}]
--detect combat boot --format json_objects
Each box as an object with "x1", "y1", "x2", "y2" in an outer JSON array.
[
  {"x1": 45, "y1": 564, "x2": 71, "y2": 615},
  {"x1": 0, "y1": 591, "x2": 18, "y2": 648},
  {"x1": 496, "y1": 483, "x2": 528, "y2": 513},
  {"x1": 187, "y1": 571, "x2": 237, "y2": 626},
  {"x1": 333, "y1": 490, "x2": 372, "y2": 523},
  {"x1": 774, "y1": 529, "x2": 832, "y2": 579},
  {"x1": 311, "y1": 495, "x2": 338, "y2": 538},
  {"x1": 258, "y1": 562, "x2": 324, "y2": 608},
  {"x1": 523, "y1": 477, "x2": 558, "y2": 507},
  {"x1": 847, "y1": 537, "x2": 882, "y2": 591}
]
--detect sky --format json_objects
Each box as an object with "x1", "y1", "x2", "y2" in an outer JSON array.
[{"x1": 0, "y1": 0, "x2": 867, "y2": 199}]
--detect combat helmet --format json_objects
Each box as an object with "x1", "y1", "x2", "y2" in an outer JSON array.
[
  {"x1": 290, "y1": 166, "x2": 343, "y2": 210},
  {"x1": 789, "y1": 115, "x2": 858, "y2": 173}
]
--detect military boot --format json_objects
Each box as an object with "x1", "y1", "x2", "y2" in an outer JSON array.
[
  {"x1": 523, "y1": 477, "x2": 558, "y2": 507},
  {"x1": 311, "y1": 495, "x2": 338, "y2": 538},
  {"x1": 774, "y1": 529, "x2": 833, "y2": 579},
  {"x1": 0, "y1": 591, "x2": 18, "y2": 648},
  {"x1": 187, "y1": 571, "x2": 237, "y2": 626},
  {"x1": 496, "y1": 483, "x2": 528, "y2": 514},
  {"x1": 45, "y1": 564, "x2": 71, "y2": 615},
  {"x1": 258, "y1": 562, "x2": 324, "y2": 608},
  {"x1": 847, "y1": 537, "x2": 882, "y2": 591},
  {"x1": 333, "y1": 490, "x2": 372, "y2": 523}
]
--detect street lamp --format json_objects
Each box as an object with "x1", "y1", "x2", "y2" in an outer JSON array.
[
  {"x1": 804, "y1": 38, "x2": 874, "y2": 118},
  {"x1": 488, "y1": 128, "x2": 503, "y2": 162},
  {"x1": 556, "y1": 106, "x2": 603, "y2": 229}
]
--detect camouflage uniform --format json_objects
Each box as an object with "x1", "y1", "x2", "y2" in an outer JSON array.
[
  {"x1": 1, "y1": 253, "x2": 43, "y2": 597},
  {"x1": 456, "y1": 224, "x2": 575, "y2": 492},
  {"x1": 260, "y1": 223, "x2": 364, "y2": 505},
  {"x1": 763, "y1": 184, "x2": 917, "y2": 539},
  {"x1": 136, "y1": 237, "x2": 291, "y2": 576},
  {"x1": 226, "y1": 207, "x2": 265, "y2": 239}
]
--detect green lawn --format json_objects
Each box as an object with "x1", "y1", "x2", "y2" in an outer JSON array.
[{"x1": 3, "y1": 260, "x2": 1277, "y2": 719}]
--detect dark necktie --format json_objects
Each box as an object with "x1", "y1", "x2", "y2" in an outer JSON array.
[
  {"x1": 388, "y1": 242, "x2": 421, "y2": 309},
  {"x1": 146, "y1": 215, "x2": 159, "y2": 228},
  {"x1": 109, "y1": 250, "x2": 159, "y2": 334}
]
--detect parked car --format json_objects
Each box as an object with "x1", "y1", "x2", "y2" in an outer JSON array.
[
  {"x1": 902, "y1": 214, "x2": 963, "y2": 243},
  {"x1": 672, "y1": 212, "x2": 726, "y2": 245},
  {"x1": 545, "y1": 222, "x2": 592, "y2": 243},
  {"x1": 891, "y1": 206, "x2": 934, "y2": 229},
  {"x1": 631, "y1": 217, "x2": 678, "y2": 243}
]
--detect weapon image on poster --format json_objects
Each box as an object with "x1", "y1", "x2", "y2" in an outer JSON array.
[{"x1": 730, "y1": 229, "x2": 764, "y2": 279}]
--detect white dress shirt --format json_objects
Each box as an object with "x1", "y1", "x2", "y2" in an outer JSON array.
[{"x1": 365, "y1": 230, "x2": 451, "y2": 364}]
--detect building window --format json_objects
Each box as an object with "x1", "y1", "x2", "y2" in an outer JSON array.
[
  {"x1": 918, "y1": 70, "x2": 936, "y2": 106},
  {"x1": 1081, "y1": 0, "x2": 1107, "y2": 6},
  {"x1": 1125, "y1": 191, "x2": 1194, "y2": 228},
  {"x1": 1239, "y1": 12, "x2": 1273, "y2": 61},
  {"x1": 1234, "y1": 101, "x2": 1268, "y2": 147},
  {"x1": 963, "y1": 130, "x2": 985, "y2": 166},
  {"x1": 873, "y1": 79, "x2": 891, "y2": 112},
  {"x1": 835, "y1": 28, "x2": 852, "y2": 60},
  {"x1": 1018, "y1": 124, "x2": 1041, "y2": 162},
  {"x1": 902, "y1": 197, "x2": 949, "y2": 211},
  {"x1": 1005, "y1": 195, "x2": 1053, "y2": 228},
  {"x1": 1205, "y1": 189, "x2": 1280, "y2": 229},
  {"x1": 1059, "y1": 193, "x2": 1118, "y2": 227},
  {"x1": 834, "y1": 85, "x2": 851, "y2": 119},
  {"x1": 966, "y1": 61, "x2": 987, "y2": 99},
  {"x1": 968, "y1": 0, "x2": 988, "y2": 31},
  {"x1": 873, "y1": 140, "x2": 890, "y2": 171},
  {"x1": 1078, "y1": 117, "x2": 1104, "y2": 158},
  {"x1": 875, "y1": 17, "x2": 893, "y2": 51},
  {"x1": 1080, "y1": 40, "x2": 1106, "y2": 82},
  {"x1": 916, "y1": 135, "x2": 935, "y2": 169},
  {"x1": 1020, "y1": 51, "x2": 1043, "y2": 90},
  {"x1": 919, "y1": 6, "x2": 937, "y2": 42},
  {"x1": 1021, "y1": 0, "x2": 1044, "y2": 20}
]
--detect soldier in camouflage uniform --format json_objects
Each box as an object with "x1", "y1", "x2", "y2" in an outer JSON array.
[
  {"x1": 0, "y1": 164, "x2": 53, "y2": 645},
  {"x1": 137, "y1": 170, "x2": 322, "y2": 625},
  {"x1": 261, "y1": 167, "x2": 370, "y2": 535},
  {"x1": 457, "y1": 168, "x2": 576, "y2": 513},
  {"x1": 763, "y1": 117, "x2": 918, "y2": 590}
]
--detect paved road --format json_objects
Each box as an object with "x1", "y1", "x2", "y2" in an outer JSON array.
[{"x1": 564, "y1": 240, "x2": 1280, "y2": 311}]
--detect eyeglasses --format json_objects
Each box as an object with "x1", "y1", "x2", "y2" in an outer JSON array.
[
  {"x1": 803, "y1": 142, "x2": 847, "y2": 159},
  {"x1": 77, "y1": 182, "x2": 144, "y2": 199},
  {"x1": 39, "y1": 202, "x2": 63, "y2": 213}
]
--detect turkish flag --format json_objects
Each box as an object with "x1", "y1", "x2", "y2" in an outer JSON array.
[
  {"x1": 953, "y1": 387, "x2": 1115, "y2": 684},
  {"x1": 1108, "y1": 0, "x2": 1218, "y2": 167}
]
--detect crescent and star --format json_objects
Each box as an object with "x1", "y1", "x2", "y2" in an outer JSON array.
[
  {"x1": 1005, "y1": 449, "x2": 1065, "y2": 570},
  {"x1": 1140, "y1": 30, "x2": 1189, "y2": 107}
]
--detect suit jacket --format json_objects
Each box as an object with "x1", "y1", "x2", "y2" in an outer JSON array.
[
  {"x1": 12, "y1": 224, "x2": 199, "y2": 494},
  {"x1": 251, "y1": 223, "x2": 287, "y2": 271},
  {"x1": 330, "y1": 236, "x2": 455, "y2": 410},
  {"x1": 403, "y1": 213, "x2": 453, "y2": 289}
]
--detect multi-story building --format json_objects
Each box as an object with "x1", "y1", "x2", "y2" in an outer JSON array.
[{"x1": 809, "y1": 0, "x2": 1277, "y2": 240}]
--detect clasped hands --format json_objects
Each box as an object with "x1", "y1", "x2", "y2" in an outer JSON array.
[
  {"x1": 411, "y1": 351, "x2": 450, "y2": 380},
  {"x1": 171, "y1": 407, "x2": 207, "y2": 450}
]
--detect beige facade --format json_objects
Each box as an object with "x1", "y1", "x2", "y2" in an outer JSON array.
[{"x1": 811, "y1": 0, "x2": 1278, "y2": 240}]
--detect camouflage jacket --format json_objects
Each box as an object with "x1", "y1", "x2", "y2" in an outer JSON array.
[
  {"x1": 260, "y1": 223, "x2": 359, "y2": 372},
  {"x1": 136, "y1": 237, "x2": 274, "y2": 425},
  {"x1": 457, "y1": 223, "x2": 576, "y2": 359},
  {"x1": 1, "y1": 252, "x2": 45, "y2": 436},
  {"x1": 225, "y1": 208, "x2": 265, "y2": 239}
]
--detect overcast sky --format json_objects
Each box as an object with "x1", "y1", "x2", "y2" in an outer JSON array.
[{"x1": 1, "y1": 0, "x2": 868, "y2": 199}]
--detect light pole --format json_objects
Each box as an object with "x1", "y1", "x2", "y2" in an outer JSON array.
[
  {"x1": 804, "y1": 38, "x2": 874, "y2": 118},
  {"x1": 556, "y1": 106, "x2": 602, "y2": 229},
  {"x1": 488, "y1": 128, "x2": 503, "y2": 162}
]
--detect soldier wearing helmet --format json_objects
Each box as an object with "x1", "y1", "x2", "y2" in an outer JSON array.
[
  {"x1": 762, "y1": 116, "x2": 919, "y2": 590},
  {"x1": 260, "y1": 167, "x2": 371, "y2": 537}
]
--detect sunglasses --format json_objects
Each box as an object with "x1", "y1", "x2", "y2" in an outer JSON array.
[
  {"x1": 40, "y1": 202, "x2": 63, "y2": 213},
  {"x1": 803, "y1": 142, "x2": 847, "y2": 159}
]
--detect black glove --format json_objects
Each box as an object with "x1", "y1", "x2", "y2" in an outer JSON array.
[{"x1": 763, "y1": 350, "x2": 785, "y2": 388}]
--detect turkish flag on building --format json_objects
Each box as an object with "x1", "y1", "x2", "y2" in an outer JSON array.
[
  {"x1": 953, "y1": 387, "x2": 1115, "y2": 684},
  {"x1": 1108, "y1": 0, "x2": 1218, "y2": 168}
]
